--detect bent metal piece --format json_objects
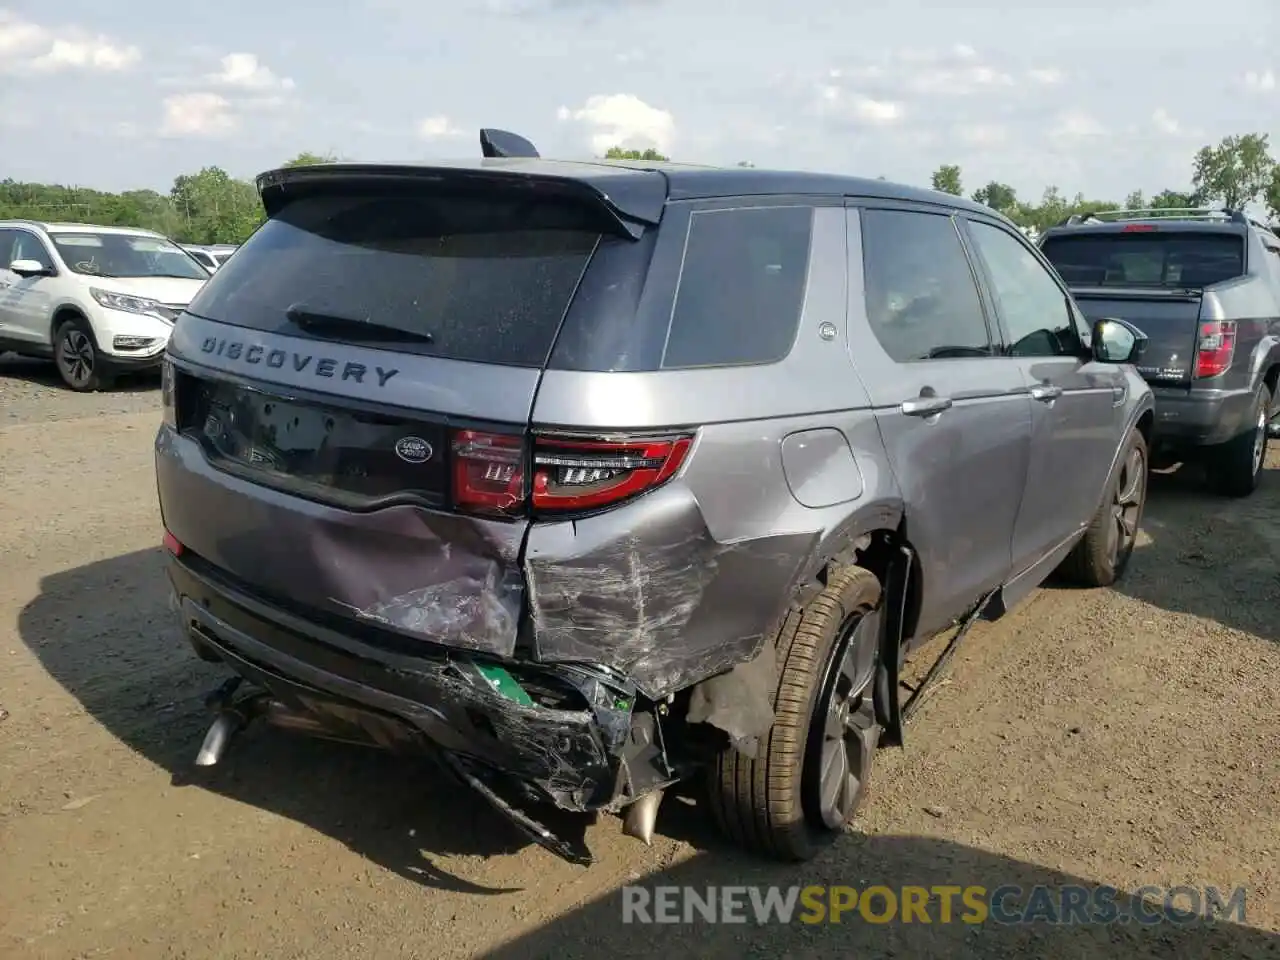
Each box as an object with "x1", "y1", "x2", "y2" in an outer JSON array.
[{"x1": 621, "y1": 788, "x2": 665, "y2": 846}]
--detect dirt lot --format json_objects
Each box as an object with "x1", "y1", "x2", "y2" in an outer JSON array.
[{"x1": 2, "y1": 352, "x2": 1278, "y2": 959}]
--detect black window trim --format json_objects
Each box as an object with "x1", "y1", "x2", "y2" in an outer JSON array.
[
  {"x1": 657, "y1": 195, "x2": 829, "y2": 372},
  {"x1": 958, "y1": 213, "x2": 1086, "y2": 360},
  {"x1": 846, "y1": 198, "x2": 1002, "y2": 363}
]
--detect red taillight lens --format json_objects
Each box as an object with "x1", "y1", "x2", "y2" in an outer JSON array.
[
  {"x1": 1122, "y1": 224, "x2": 1157, "y2": 233},
  {"x1": 1194, "y1": 320, "x2": 1236, "y2": 378},
  {"x1": 451, "y1": 429, "x2": 526, "y2": 516},
  {"x1": 531, "y1": 435, "x2": 692, "y2": 513},
  {"x1": 162, "y1": 529, "x2": 184, "y2": 556}
]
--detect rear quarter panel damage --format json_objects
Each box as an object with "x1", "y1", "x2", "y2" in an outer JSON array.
[{"x1": 521, "y1": 414, "x2": 904, "y2": 718}]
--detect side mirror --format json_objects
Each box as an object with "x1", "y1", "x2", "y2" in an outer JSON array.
[
  {"x1": 9, "y1": 259, "x2": 51, "y2": 278},
  {"x1": 1091, "y1": 317, "x2": 1147, "y2": 364}
]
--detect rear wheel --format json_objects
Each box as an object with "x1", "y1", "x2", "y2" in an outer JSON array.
[
  {"x1": 707, "y1": 565, "x2": 882, "y2": 861},
  {"x1": 1207, "y1": 383, "x2": 1270, "y2": 498},
  {"x1": 1059, "y1": 426, "x2": 1148, "y2": 587},
  {"x1": 53, "y1": 317, "x2": 111, "y2": 392}
]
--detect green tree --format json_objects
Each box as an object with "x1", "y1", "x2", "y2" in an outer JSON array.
[
  {"x1": 1149, "y1": 189, "x2": 1202, "y2": 210},
  {"x1": 930, "y1": 164, "x2": 963, "y2": 196},
  {"x1": 1264, "y1": 167, "x2": 1280, "y2": 223},
  {"x1": 1191, "y1": 133, "x2": 1275, "y2": 210},
  {"x1": 282, "y1": 151, "x2": 340, "y2": 167},
  {"x1": 603, "y1": 146, "x2": 670, "y2": 161},
  {"x1": 169, "y1": 166, "x2": 263, "y2": 245},
  {"x1": 972, "y1": 181, "x2": 1017, "y2": 213},
  {"x1": 1124, "y1": 189, "x2": 1145, "y2": 209}
]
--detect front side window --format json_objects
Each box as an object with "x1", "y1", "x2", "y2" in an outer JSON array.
[
  {"x1": 12, "y1": 231, "x2": 55, "y2": 270},
  {"x1": 661, "y1": 205, "x2": 813, "y2": 369},
  {"x1": 860, "y1": 208, "x2": 993, "y2": 361},
  {"x1": 50, "y1": 233, "x2": 209, "y2": 280},
  {"x1": 968, "y1": 220, "x2": 1080, "y2": 358}
]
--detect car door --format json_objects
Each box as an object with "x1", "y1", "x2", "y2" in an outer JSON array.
[
  {"x1": 847, "y1": 202, "x2": 1034, "y2": 640},
  {"x1": 960, "y1": 215, "x2": 1126, "y2": 576},
  {"x1": 5, "y1": 229, "x2": 58, "y2": 341},
  {"x1": 0, "y1": 228, "x2": 24, "y2": 345}
]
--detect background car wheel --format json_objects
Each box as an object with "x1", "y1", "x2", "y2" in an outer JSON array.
[
  {"x1": 1059, "y1": 426, "x2": 1148, "y2": 588},
  {"x1": 706, "y1": 565, "x2": 882, "y2": 861},
  {"x1": 53, "y1": 317, "x2": 111, "y2": 392},
  {"x1": 1207, "y1": 383, "x2": 1270, "y2": 498}
]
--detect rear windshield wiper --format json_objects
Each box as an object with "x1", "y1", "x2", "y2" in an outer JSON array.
[{"x1": 285, "y1": 304, "x2": 435, "y2": 345}]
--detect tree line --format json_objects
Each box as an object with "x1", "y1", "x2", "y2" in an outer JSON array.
[{"x1": 3, "y1": 135, "x2": 1276, "y2": 247}]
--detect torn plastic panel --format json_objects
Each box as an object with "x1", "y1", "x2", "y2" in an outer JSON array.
[{"x1": 523, "y1": 483, "x2": 818, "y2": 701}]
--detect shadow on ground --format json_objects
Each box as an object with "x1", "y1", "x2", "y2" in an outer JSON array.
[
  {"x1": 1107, "y1": 460, "x2": 1280, "y2": 644},
  {"x1": 17, "y1": 547, "x2": 560, "y2": 894},
  {"x1": 0, "y1": 352, "x2": 160, "y2": 391},
  {"x1": 479, "y1": 832, "x2": 1279, "y2": 959}
]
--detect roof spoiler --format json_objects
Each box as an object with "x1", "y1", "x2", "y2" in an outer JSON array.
[{"x1": 479, "y1": 128, "x2": 540, "y2": 159}]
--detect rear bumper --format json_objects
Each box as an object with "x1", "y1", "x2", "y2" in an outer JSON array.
[
  {"x1": 1148, "y1": 384, "x2": 1255, "y2": 448},
  {"x1": 166, "y1": 553, "x2": 631, "y2": 813}
]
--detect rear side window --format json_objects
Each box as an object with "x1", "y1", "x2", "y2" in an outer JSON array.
[
  {"x1": 860, "y1": 208, "x2": 992, "y2": 361},
  {"x1": 1040, "y1": 232, "x2": 1245, "y2": 287},
  {"x1": 184, "y1": 191, "x2": 601, "y2": 368},
  {"x1": 661, "y1": 205, "x2": 813, "y2": 369}
]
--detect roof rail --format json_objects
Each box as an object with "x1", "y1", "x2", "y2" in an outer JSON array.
[
  {"x1": 479, "y1": 128, "x2": 540, "y2": 159},
  {"x1": 1054, "y1": 206, "x2": 1251, "y2": 228}
]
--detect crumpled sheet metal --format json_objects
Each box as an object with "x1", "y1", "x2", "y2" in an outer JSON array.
[{"x1": 523, "y1": 485, "x2": 816, "y2": 702}]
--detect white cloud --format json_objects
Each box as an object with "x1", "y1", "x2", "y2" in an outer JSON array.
[
  {"x1": 1052, "y1": 110, "x2": 1106, "y2": 139},
  {"x1": 208, "y1": 52, "x2": 295, "y2": 91},
  {"x1": 556, "y1": 93, "x2": 675, "y2": 155},
  {"x1": 418, "y1": 115, "x2": 465, "y2": 138},
  {"x1": 0, "y1": 10, "x2": 139, "y2": 73},
  {"x1": 1028, "y1": 67, "x2": 1064, "y2": 85},
  {"x1": 905, "y1": 63, "x2": 1014, "y2": 96},
  {"x1": 958, "y1": 124, "x2": 1008, "y2": 146},
  {"x1": 814, "y1": 85, "x2": 903, "y2": 126},
  {"x1": 1152, "y1": 108, "x2": 1180, "y2": 135},
  {"x1": 1243, "y1": 68, "x2": 1275, "y2": 92},
  {"x1": 160, "y1": 92, "x2": 236, "y2": 138}
]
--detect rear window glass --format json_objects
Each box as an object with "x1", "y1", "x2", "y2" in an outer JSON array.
[
  {"x1": 661, "y1": 205, "x2": 813, "y2": 368},
  {"x1": 1040, "y1": 232, "x2": 1245, "y2": 287},
  {"x1": 183, "y1": 191, "x2": 601, "y2": 367}
]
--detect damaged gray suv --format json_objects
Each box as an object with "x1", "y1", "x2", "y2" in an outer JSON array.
[{"x1": 155, "y1": 129, "x2": 1155, "y2": 865}]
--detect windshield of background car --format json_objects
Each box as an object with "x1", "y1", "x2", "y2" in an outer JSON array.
[
  {"x1": 51, "y1": 233, "x2": 210, "y2": 280},
  {"x1": 182, "y1": 189, "x2": 602, "y2": 367},
  {"x1": 1040, "y1": 231, "x2": 1246, "y2": 287}
]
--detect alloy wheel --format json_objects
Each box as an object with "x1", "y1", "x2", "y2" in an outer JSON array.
[
  {"x1": 806, "y1": 613, "x2": 879, "y2": 831},
  {"x1": 1108, "y1": 444, "x2": 1146, "y2": 563},
  {"x1": 1252, "y1": 406, "x2": 1268, "y2": 477},
  {"x1": 57, "y1": 328, "x2": 95, "y2": 389}
]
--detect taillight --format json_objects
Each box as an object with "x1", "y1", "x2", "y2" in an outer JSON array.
[
  {"x1": 1122, "y1": 224, "x2": 1157, "y2": 233},
  {"x1": 531, "y1": 435, "x2": 692, "y2": 513},
  {"x1": 451, "y1": 429, "x2": 526, "y2": 516},
  {"x1": 162, "y1": 529, "x2": 184, "y2": 556},
  {"x1": 1194, "y1": 320, "x2": 1236, "y2": 378}
]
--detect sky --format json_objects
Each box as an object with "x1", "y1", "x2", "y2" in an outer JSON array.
[{"x1": 1, "y1": 0, "x2": 1277, "y2": 205}]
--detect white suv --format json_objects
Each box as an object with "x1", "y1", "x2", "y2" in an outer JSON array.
[{"x1": 0, "y1": 220, "x2": 210, "y2": 391}]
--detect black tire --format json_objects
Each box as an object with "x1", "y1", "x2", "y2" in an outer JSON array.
[
  {"x1": 707, "y1": 565, "x2": 882, "y2": 861},
  {"x1": 53, "y1": 316, "x2": 111, "y2": 392},
  {"x1": 1059, "y1": 426, "x2": 1148, "y2": 587},
  {"x1": 1206, "y1": 384, "x2": 1270, "y2": 498}
]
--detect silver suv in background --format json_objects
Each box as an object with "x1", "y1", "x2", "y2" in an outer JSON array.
[
  {"x1": 154, "y1": 130, "x2": 1154, "y2": 864},
  {"x1": 1039, "y1": 208, "x2": 1280, "y2": 496}
]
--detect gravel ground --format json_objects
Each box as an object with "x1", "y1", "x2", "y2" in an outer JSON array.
[{"x1": 1, "y1": 356, "x2": 1278, "y2": 959}]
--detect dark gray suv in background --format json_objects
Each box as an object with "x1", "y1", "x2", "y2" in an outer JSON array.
[
  {"x1": 154, "y1": 130, "x2": 1154, "y2": 865},
  {"x1": 1040, "y1": 208, "x2": 1280, "y2": 496}
]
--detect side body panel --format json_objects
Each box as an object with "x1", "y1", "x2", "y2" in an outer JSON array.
[
  {"x1": 843, "y1": 202, "x2": 1033, "y2": 641},
  {"x1": 528, "y1": 203, "x2": 903, "y2": 697}
]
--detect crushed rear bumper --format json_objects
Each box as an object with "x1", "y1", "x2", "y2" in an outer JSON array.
[{"x1": 166, "y1": 554, "x2": 655, "y2": 862}]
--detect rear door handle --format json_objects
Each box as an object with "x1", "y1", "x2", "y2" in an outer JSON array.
[
  {"x1": 1029, "y1": 383, "x2": 1063, "y2": 403},
  {"x1": 901, "y1": 395, "x2": 953, "y2": 417}
]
